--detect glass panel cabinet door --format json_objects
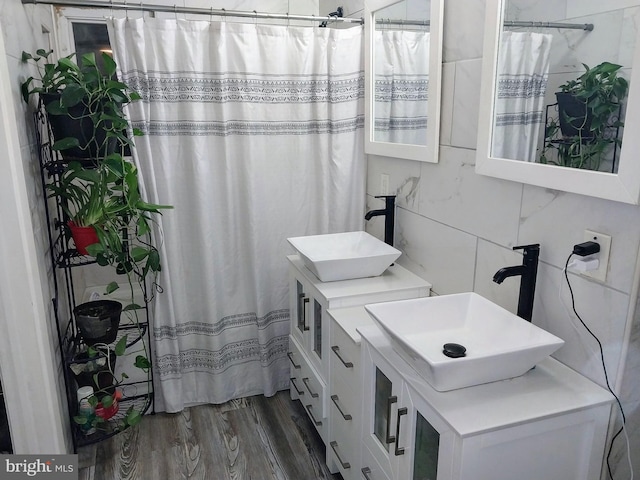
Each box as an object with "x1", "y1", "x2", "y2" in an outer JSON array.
[
  {"x1": 374, "y1": 367, "x2": 394, "y2": 446},
  {"x1": 313, "y1": 299, "x2": 322, "y2": 359},
  {"x1": 413, "y1": 411, "x2": 439, "y2": 480},
  {"x1": 363, "y1": 341, "x2": 404, "y2": 479},
  {"x1": 296, "y1": 280, "x2": 307, "y2": 334},
  {"x1": 395, "y1": 383, "x2": 456, "y2": 480}
]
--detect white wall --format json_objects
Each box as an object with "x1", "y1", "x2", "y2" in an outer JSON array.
[{"x1": 0, "y1": 2, "x2": 70, "y2": 453}]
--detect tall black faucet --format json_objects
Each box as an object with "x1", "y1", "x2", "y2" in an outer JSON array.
[
  {"x1": 492, "y1": 244, "x2": 540, "y2": 322},
  {"x1": 365, "y1": 195, "x2": 396, "y2": 247}
]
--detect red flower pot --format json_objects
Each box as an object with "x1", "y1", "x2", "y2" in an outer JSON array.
[
  {"x1": 68, "y1": 221, "x2": 99, "y2": 256},
  {"x1": 95, "y1": 390, "x2": 122, "y2": 420}
]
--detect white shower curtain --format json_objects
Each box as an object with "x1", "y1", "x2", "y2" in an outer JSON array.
[
  {"x1": 492, "y1": 31, "x2": 552, "y2": 161},
  {"x1": 109, "y1": 18, "x2": 365, "y2": 412},
  {"x1": 374, "y1": 29, "x2": 429, "y2": 145}
]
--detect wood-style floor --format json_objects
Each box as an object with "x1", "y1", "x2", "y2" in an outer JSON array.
[{"x1": 78, "y1": 391, "x2": 342, "y2": 480}]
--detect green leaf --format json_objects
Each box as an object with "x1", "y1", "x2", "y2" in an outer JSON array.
[
  {"x1": 86, "y1": 243, "x2": 106, "y2": 256},
  {"x1": 102, "y1": 53, "x2": 117, "y2": 77},
  {"x1": 45, "y1": 101, "x2": 67, "y2": 116},
  {"x1": 131, "y1": 246, "x2": 150, "y2": 262},
  {"x1": 60, "y1": 83, "x2": 86, "y2": 107},
  {"x1": 123, "y1": 303, "x2": 142, "y2": 312},
  {"x1": 21, "y1": 51, "x2": 33, "y2": 61},
  {"x1": 73, "y1": 415, "x2": 88, "y2": 425},
  {"x1": 114, "y1": 335, "x2": 128, "y2": 356},
  {"x1": 88, "y1": 396, "x2": 99, "y2": 407},
  {"x1": 101, "y1": 394, "x2": 114, "y2": 408},
  {"x1": 134, "y1": 355, "x2": 151, "y2": 370},
  {"x1": 106, "y1": 281, "x2": 120, "y2": 294},
  {"x1": 147, "y1": 249, "x2": 160, "y2": 272},
  {"x1": 126, "y1": 409, "x2": 142, "y2": 426}
]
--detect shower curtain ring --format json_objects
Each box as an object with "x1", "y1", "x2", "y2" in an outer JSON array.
[
  {"x1": 174, "y1": 4, "x2": 178, "y2": 21},
  {"x1": 253, "y1": 10, "x2": 258, "y2": 24},
  {"x1": 124, "y1": 0, "x2": 128, "y2": 19},
  {"x1": 221, "y1": 7, "x2": 226, "y2": 22}
]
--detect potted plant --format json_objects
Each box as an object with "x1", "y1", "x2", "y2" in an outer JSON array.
[
  {"x1": 21, "y1": 49, "x2": 141, "y2": 161},
  {"x1": 72, "y1": 335, "x2": 150, "y2": 431},
  {"x1": 540, "y1": 62, "x2": 629, "y2": 170},
  {"x1": 24, "y1": 49, "x2": 170, "y2": 433},
  {"x1": 73, "y1": 300, "x2": 122, "y2": 346}
]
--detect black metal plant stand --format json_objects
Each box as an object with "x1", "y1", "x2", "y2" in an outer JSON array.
[{"x1": 33, "y1": 104, "x2": 154, "y2": 451}]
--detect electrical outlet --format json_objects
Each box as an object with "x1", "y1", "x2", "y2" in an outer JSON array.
[
  {"x1": 580, "y1": 230, "x2": 611, "y2": 282},
  {"x1": 380, "y1": 173, "x2": 390, "y2": 195}
]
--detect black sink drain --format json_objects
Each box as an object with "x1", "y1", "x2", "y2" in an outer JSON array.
[{"x1": 443, "y1": 343, "x2": 466, "y2": 358}]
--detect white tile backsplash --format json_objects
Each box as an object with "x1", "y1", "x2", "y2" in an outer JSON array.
[
  {"x1": 450, "y1": 59, "x2": 483, "y2": 150},
  {"x1": 395, "y1": 208, "x2": 477, "y2": 295},
  {"x1": 443, "y1": 0, "x2": 486, "y2": 62},
  {"x1": 418, "y1": 146, "x2": 522, "y2": 246},
  {"x1": 519, "y1": 185, "x2": 640, "y2": 294}
]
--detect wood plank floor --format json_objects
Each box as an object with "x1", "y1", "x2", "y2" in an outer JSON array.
[{"x1": 78, "y1": 391, "x2": 342, "y2": 480}]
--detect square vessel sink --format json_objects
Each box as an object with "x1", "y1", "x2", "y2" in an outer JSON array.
[
  {"x1": 365, "y1": 292, "x2": 564, "y2": 391},
  {"x1": 287, "y1": 231, "x2": 401, "y2": 282}
]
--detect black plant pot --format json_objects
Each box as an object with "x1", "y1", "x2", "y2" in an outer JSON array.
[
  {"x1": 74, "y1": 300, "x2": 122, "y2": 346},
  {"x1": 555, "y1": 92, "x2": 595, "y2": 140},
  {"x1": 69, "y1": 349, "x2": 117, "y2": 396},
  {"x1": 41, "y1": 92, "x2": 117, "y2": 162}
]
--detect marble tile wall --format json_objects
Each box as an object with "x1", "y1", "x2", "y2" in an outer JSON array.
[{"x1": 365, "y1": 0, "x2": 640, "y2": 476}]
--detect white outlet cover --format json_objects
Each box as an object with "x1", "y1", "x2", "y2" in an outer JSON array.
[{"x1": 580, "y1": 230, "x2": 611, "y2": 282}]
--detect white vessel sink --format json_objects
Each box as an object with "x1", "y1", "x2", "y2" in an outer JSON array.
[
  {"x1": 287, "y1": 231, "x2": 401, "y2": 282},
  {"x1": 365, "y1": 292, "x2": 564, "y2": 391}
]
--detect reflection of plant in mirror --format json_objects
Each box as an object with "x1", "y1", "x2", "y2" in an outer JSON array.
[{"x1": 539, "y1": 62, "x2": 628, "y2": 171}]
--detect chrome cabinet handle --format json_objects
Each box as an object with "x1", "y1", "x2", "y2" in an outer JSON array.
[
  {"x1": 385, "y1": 395, "x2": 398, "y2": 444},
  {"x1": 329, "y1": 441, "x2": 351, "y2": 469},
  {"x1": 300, "y1": 294, "x2": 310, "y2": 331},
  {"x1": 330, "y1": 394, "x2": 352, "y2": 421},
  {"x1": 302, "y1": 377, "x2": 319, "y2": 398},
  {"x1": 290, "y1": 377, "x2": 304, "y2": 395},
  {"x1": 361, "y1": 467, "x2": 373, "y2": 479},
  {"x1": 305, "y1": 404, "x2": 322, "y2": 426},
  {"x1": 287, "y1": 351, "x2": 301, "y2": 369},
  {"x1": 394, "y1": 407, "x2": 407, "y2": 456},
  {"x1": 331, "y1": 345, "x2": 354, "y2": 368}
]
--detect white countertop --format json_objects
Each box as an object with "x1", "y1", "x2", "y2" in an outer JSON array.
[
  {"x1": 358, "y1": 325, "x2": 615, "y2": 437},
  {"x1": 288, "y1": 254, "x2": 431, "y2": 302},
  {"x1": 328, "y1": 305, "x2": 376, "y2": 344}
]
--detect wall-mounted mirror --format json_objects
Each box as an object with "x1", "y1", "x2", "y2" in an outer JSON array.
[
  {"x1": 364, "y1": 0, "x2": 443, "y2": 162},
  {"x1": 476, "y1": 0, "x2": 640, "y2": 204}
]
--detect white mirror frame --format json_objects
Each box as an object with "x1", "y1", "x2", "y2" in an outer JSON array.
[
  {"x1": 364, "y1": 0, "x2": 444, "y2": 162},
  {"x1": 476, "y1": 0, "x2": 640, "y2": 204}
]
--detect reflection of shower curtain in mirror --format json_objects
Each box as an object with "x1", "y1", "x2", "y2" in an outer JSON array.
[
  {"x1": 493, "y1": 31, "x2": 552, "y2": 161},
  {"x1": 374, "y1": 30, "x2": 429, "y2": 145}
]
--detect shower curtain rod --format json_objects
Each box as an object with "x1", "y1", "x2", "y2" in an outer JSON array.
[
  {"x1": 21, "y1": 0, "x2": 365, "y2": 25},
  {"x1": 504, "y1": 20, "x2": 594, "y2": 31},
  {"x1": 376, "y1": 19, "x2": 430, "y2": 27}
]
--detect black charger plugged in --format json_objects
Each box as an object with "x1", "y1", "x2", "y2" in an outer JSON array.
[{"x1": 573, "y1": 241, "x2": 601, "y2": 256}]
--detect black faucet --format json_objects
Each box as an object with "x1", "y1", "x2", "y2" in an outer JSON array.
[
  {"x1": 365, "y1": 195, "x2": 396, "y2": 247},
  {"x1": 492, "y1": 244, "x2": 540, "y2": 322}
]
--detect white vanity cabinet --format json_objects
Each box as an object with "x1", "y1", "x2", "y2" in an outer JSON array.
[
  {"x1": 287, "y1": 255, "x2": 431, "y2": 450},
  {"x1": 359, "y1": 326, "x2": 615, "y2": 480},
  {"x1": 327, "y1": 306, "x2": 379, "y2": 480}
]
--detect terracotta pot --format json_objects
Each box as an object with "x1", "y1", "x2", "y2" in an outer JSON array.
[{"x1": 68, "y1": 221, "x2": 99, "y2": 256}]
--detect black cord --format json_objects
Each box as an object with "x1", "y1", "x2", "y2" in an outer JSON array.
[{"x1": 564, "y1": 253, "x2": 627, "y2": 479}]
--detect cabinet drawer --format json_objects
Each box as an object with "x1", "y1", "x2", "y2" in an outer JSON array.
[
  {"x1": 360, "y1": 444, "x2": 391, "y2": 480},
  {"x1": 329, "y1": 396, "x2": 359, "y2": 478}
]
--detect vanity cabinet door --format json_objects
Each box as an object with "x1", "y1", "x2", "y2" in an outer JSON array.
[
  {"x1": 289, "y1": 270, "x2": 326, "y2": 375},
  {"x1": 290, "y1": 272, "x2": 310, "y2": 348},
  {"x1": 395, "y1": 383, "x2": 456, "y2": 480},
  {"x1": 362, "y1": 341, "x2": 405, "y2": 479}
]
